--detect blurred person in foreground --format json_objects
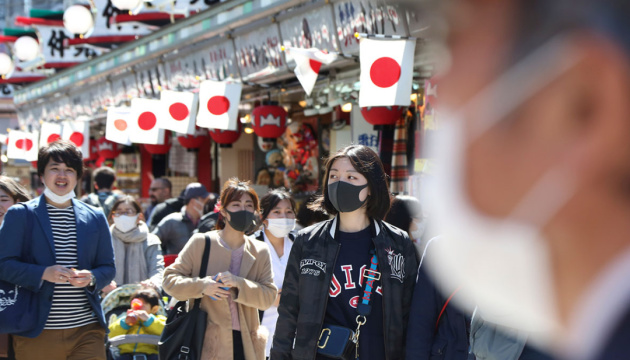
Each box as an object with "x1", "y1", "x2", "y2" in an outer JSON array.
[
  {"x1": 412, "y1": 0, "x2": 630, "y2": 359},
  {"x1": 0, "y1": 140, "x2": 115, "y2": 359},
  {"x1": 0, "y1": 176, "x2": 30, "y2": 360}
]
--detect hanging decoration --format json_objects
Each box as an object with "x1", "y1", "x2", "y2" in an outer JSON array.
[
  {"x1": 106, "y1": 106, "x2": 133, "y2": 145},
  {"x1": 286, "y1": 47, "x2": 338, "y2": 96},
  {"x1": 158, "y1": 90, "x2": 197, "y2": 135},
  {"x1": 143, "y1": 130, "x2": 172, "y2": 155},
  {"x1": 208, "y1": 122, "x2": 241, "y2": 148},
  {"x1": 358, "y1": 37, "x2": 416, "y2": 107},
  {"x1": 196, "y1": 79, "x2": 242, "y2": 131},
  {"x1": 39, "y1": 122, "x2": 62, "y2": 147},
  {"x1": 62, "y1": 120, "x2": 90, "y2": 159},
  {"x1": 7, "y1": 130, "x2": 38, "y2": 161},
  {"x1": 177, "y1": 127, "x2": 209, "y2": 149},
  {"x1": 360, "y1": 106, "x2": 406, "y2": 127},
  {"x1": 251, "y1": 104, "x2": 288, "y2": 140},
  {"x1": 129, "y1": 98, "x2": 165, "y2": 145},
  {"x1": 97, "y1": 137, "x2": 121, "y2": 159},
  {"x1": 63, "y1": 5, "x2": 94, "y2": 36}
]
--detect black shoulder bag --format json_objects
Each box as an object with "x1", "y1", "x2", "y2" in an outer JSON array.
[
  {"x1": 317, "y1": 221, "x2": 381, "y2": 360},
  {"x1": 158, "y1": 235, "x2": 211, "y2": 360}
]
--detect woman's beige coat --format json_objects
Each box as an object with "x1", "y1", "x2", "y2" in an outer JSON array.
[{"x1": 163, "y1": 231, "x2": 278, "y2": 360}]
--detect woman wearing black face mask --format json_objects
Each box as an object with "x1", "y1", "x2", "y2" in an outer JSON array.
[
  {"x1": 163, "y1": 178, "x2": 277, "y2": 360},
  {"x1": 272, "y1": 145, "x2": 419, "y2": 360}
]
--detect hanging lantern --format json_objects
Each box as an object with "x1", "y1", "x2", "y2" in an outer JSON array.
[
  {"x1": 13, "y1": 36, "x2": 40, "y2": 62},
  {"x1": 63, "y1": 5, "x2": 94, "y2": 36},
  {"x1": 177, "y1": 131, "x2": 209, "y2": 150},
  {"x1": 209, "y1": 123, "x2": 241, "y2": 148},
  {"x1": 0, "y1": 53, "x2": 14, "y2": 76},
  {"x1": 360, "y1": 106, "x2": 406, "y2": 126},
  {"x1": 111, "y1": 0, "x2": 142, "y2": 11},
  {"x1": 143, "y1": 131, "x2": 172, "y2": 155},
  {"x1": 251, "y1": 104, "x2": 287, "y2": 140},
  {"x1": 31, "y1": 160, "x2": 38, "y2": 169},
  {"x1": 97, "y1": 137, "x2": 120, "y2": 159},
  {"x1": 85, "y1": 138, "x2": 98, "y2": 162}
]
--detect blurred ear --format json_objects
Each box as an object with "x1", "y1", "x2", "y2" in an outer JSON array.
[{"x1": 151, "y1": 305, "x2": 159, "y2": 315}]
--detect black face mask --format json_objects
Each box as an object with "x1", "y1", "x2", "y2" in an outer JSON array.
[
  {"x1": 225, "y1": 210, "x2": 256, "y2": 232},
  {"x1": 328, "y1": 181, "x2": 368, "y2": 213}
]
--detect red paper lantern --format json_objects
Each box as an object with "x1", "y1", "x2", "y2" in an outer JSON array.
[
  {"x1": 208, "y1": 123, "x2": 241, "y2": 148},
  {"x1": 97, "y1": 137, "x2": 121, "y2": 159},
  {"x1": 143, "y1": 131, "x2": 172, "y2": 155},
  {"x1": 251, "y1": 105, "x2": 287, "y2": 140},
  {"x1": 360, "y1": 106, "x2": 406, "y2": 126},
  {"x1": 31, "y1": 161, "x2": 38, "y2": 169},
  {"x1": 85, "y1": 138, "x2": 98, "y2": 162},
  {"x1": 177, "y1": 128, "x2": 209, "y2": 149}
]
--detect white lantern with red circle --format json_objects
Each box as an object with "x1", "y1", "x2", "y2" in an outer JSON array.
[
  {"x1": 39, "y1": 122, "x2": 62, "y2": 148},
  {"x1": 158, "y1": 90, "x2": 198, "y2": 135},
  {"x1": 251, "y1": 104, "x2": 287, "y2": 140},
  {"x1": 359, "y1": 38, "x2": 416, "y2": 107},
  {"x1": 196, "y1": 80, "x2": 242, "y2": 131},
  {"x1": 62, "y1": 120, "x2": 90, "y2": 159},
  {"x1": 129, "y1": 98, "x2": 165, "y2": 145}
]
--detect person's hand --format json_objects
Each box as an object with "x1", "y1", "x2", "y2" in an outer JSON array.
[
  {"x1": 274, "y1": 289, "x2": 282, "y2": 308},
  {"x1": 133, "y1": 310, "x2": 151, "y2": 322},
  {"x1": 42, "y1": 265, "x2": 76, "y2": 284},
  {"x1": 68, "y1": 269, "x2": 92, "y2": 288},
  {"x1": 140, "y1": 279, "x2": 158, "y2": 290},
  {"x1": 216, "y1": 271, "x2": 239, "y2": 288},
  {"x1": 202, "y1": 276, "x2": 231, "y2": 300},
  {"x1": 101, "y1": 281, "x2": 117, "y2": 295}
]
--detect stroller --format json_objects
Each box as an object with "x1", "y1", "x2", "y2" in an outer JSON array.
[{"x1": 101, "y1": 284, "x2": 167, "y2": 360}]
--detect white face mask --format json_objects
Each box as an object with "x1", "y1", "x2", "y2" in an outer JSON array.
[
  {"x1": 410, "y1": 219, "x2": 426, "y2": 240},
  {"x1": 422, "y1": 35, "x2": 581, "y2": 344},
  {"x1": 266, "y1": 218, "x2": 296, "y2": 238},
  {"x1": 113, "y1": 215, "x2": 139, "y2": 233},
  {"x1": 43, "y1": 187, "x2": 76, "y2": 204}
]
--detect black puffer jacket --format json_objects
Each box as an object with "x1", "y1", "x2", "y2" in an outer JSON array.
[{"x1": 271, "y1": 216, "x2": 418, "y2": 360}]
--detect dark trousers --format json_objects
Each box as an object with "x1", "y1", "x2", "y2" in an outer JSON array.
[{"x1": 233, "y1": 330, "x2": 245, "y2": 360}]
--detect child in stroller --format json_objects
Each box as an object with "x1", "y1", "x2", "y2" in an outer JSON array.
[{"x1": 104, "y1": 285, "x2": 167, "y2": 360}]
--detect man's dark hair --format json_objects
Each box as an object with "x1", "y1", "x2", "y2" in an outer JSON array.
[
  {"x1": 38, "y1": 140, "x2": 84, "y2": 180},
  {"x1": 310, "y1": 145, "x2": 391, "y2": 220},
  {"x1": 130, "y1": 287, "x2": 161, "y2": 308},
  {"x1": 156, "y1": 177, "x2": 172, "y2": 193},
  {"x1": 93, "y1": 166, "x2": 116, "y2": 190}
]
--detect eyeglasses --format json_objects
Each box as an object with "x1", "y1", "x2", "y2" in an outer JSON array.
[
  {"x1": 112, "y1": 210, "x2": 137, "y2": 217},
  {"x1": 149, "y1": 187, "x2": 166, "y2": 192}
]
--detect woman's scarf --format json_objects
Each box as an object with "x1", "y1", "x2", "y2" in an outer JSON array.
[{"x1": 111, "y1": 221, "x2": 149, "y2": 286}]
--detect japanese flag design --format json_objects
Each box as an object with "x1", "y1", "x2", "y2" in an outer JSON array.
[
  {"x1": 7, "y1": 130, "x2": 38, "y2": 161},
  {"x1": 62, "y1": 121, "x2": 90, "y2": 159},
  {"x1": 158, "y1": 90, "x2": 198, "y2": 135},
  {"x1": 39, "y1": 122, "x2": 62, "y2": 147},
  {"x1": 196, "y1": 80, "x2": 242, "y2": 131},
  {"x1": 106, "y1": 106, "x2": 133, "y2": 145},
  {"x1": 359, "y1": 38, "x2": 416, "y2": 107},
  {"x1": 288, "y1": 47, "x2": 338, "y2": 96},
  {"x1": 129, "y1": 98, "x2": 165, "y2": 145}
]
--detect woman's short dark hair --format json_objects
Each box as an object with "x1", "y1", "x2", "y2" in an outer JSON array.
[
  {"x1": 310, "y1": 145, "x2": 390, "y2": 220},
  {"x1": 0, "y1": 176, "x2": 31, "y2": 203},
  {"x1": 385, "y1": 195, "x2": 422, "y2": 233},
  {"x1": 259, "y1": 188, "x2": 296, "y2": 221},
  {"x1": 110, "y1": 195, "x2": 142, "y2": 221},
  {"x1": 38, "y1": 140, "x2": 84, "y2": 180},
  {"x1": 216, "y1": 178, "x2": 260, "y2": 230}
]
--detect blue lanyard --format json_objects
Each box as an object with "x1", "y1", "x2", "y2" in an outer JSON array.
[{"x1": 357, "y1": 252, "x2": 380, "y2": 316}]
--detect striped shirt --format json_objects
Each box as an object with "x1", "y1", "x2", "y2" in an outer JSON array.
[{"x1": 44, "y1": 204, "x2": 97, "y2": 329}]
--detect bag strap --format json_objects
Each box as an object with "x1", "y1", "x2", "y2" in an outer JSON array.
[
  {"x1": 435, "y1": 286, "x2": 461, "y2": 331},
  {"x1": 18, "y1": 204, "x2": 33, "y2": 259},
  {"x1": 191, "y1": 235, "x2": 211, "y2": 310}
]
